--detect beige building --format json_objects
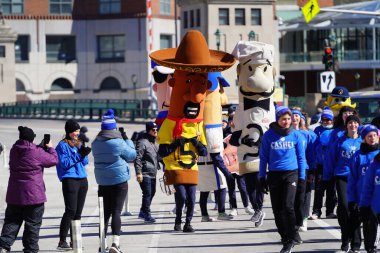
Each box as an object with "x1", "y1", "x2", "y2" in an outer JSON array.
[{"x1": 178, "y1": 0, "x2": 279, "y2": 103}]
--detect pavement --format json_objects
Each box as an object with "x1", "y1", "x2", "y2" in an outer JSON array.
[{"x1": 0, "y1": 119, "x2": 346, "y2": 253}]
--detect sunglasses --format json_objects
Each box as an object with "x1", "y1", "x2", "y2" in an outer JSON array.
[{"x1": 151, "y1": 128, "x2": 158, "y2": 132}]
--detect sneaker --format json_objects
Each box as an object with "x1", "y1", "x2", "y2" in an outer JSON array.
[
  {"x1": 174, "y1": 223, "x2": 182, "y2": 231},
  {"x1": 57, "y1": 240, "x2": 72, "y2": 251},
  {"x1": 218, "y1": 212, "x2": 233, "y2": 220},
  {"x1": 299, "y1": 218, "x2": 308, "y2": 232},
  {"x1": 109, "y1": 243, "x2": 123, "y2": 253},
  {"x1": 280, "y1": 241, "x2": 294, "y2": 253},
  {"x1": 245, "y1": 206, "x2": 254, "y2": 215},
  {"x1": 309, "y1": 213, "x2": 320, "y2": 220},
  {"x1": 326, "y1": 213, "x2": 337, "y2": 219},
  {"x1": 250, "y1": 210, "x2": 263, "y2": 223},
  {"x1": 138, "y1": 211, "x2": 145, "y2": 219},
  {"x1": 229, "y1": 208, "x2": 238, "y2": 217},
  {"x1": 183, "y1": 223, "x2": 195, "y2": 233},
  {"x1": 255, "y1": 211, "x2": 266, "y2": 227},
  {"x1": 293, "y1": 231, "x2": 303, "y2": 245},
  {"x1": 201, "y1": 215, "x2": 216, "y2": 222},
  {"x1": 98, "y1": 246, "x2": 109, "y2": 252},
  {"x1": 144, "y1": 216, "x2": 156, "y2": 223}
]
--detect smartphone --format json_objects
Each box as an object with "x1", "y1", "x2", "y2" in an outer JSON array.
[{"x1": 43, "y1": 134, "x2": 50, "y2": 146}]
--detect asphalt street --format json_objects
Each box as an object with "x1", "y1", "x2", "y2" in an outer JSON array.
[{"x1": 0, "y1": 119, "x2": 345, "y2": 253}]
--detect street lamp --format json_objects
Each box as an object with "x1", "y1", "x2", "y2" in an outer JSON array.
[
  {"x1": 248, "y1": 30, "x2": 256, "y2": 41},
  {"x1": 131, "y1": 74, "x2": 137, "y2": 100},
  {"x1": 214, "y1": 29, "x2": 221, "y2": 50},
  {"x1": 354, "y1": 72, "x2": 360, "y2": 91}
]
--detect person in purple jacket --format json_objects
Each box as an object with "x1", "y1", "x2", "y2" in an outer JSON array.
[{"x1": 0, "y1": 126, "x2": 58, "y2": 253}]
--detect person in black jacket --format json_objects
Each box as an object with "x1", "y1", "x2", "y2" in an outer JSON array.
[{"x1": 134, "y1": 122, "x2": 160, "y2": 223}]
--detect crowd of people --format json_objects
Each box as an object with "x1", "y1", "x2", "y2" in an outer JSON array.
[{"x1": 0, "y1": 100, "x2": 380, "y2": 253}]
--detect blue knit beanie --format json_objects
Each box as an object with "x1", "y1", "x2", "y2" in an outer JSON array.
[
  {"x1": 321, "y1": 106, "x2": 334, "y2": 121},
  {"x1": 101, "y1": 109, "x2": 117, "y2": 130},
  {"x1": 275, "y1": 105, "x2": 292, "y2": 121},
  {"x1": 360, "y1": 124, "x2": 378, "y2": 139},
  {"x1": 291, "y1": 109, "x2": 305, "y2": 121}
]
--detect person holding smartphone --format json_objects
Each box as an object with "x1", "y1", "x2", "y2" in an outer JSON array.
[
  {"x1": 0, "y1": 126, "x2": 57, "y2": 253},
  {"x1": 56, "y1": 119, "x2": 92, "y2": 250}
]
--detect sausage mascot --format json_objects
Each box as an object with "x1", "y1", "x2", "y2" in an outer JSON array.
[
  {"x1": 151, "y1": 61, "x2": 174, "y2": 128},
  {"x1": 230, "y1": 41, "x2": 276, "y2": 226},
  {"x1": 198, "y1": 72, "x2": 233, "y2": 221},
  {"x1": 149, "y1": 30, "x2": 235, "y2": 232}
]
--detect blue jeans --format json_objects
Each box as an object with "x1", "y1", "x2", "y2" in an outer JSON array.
[
  {"x1": 227, "y1": 173, "x2": 249, "y2": 208},
  {"x1": 174, "y1": 184, "x2": 196, "y2": 224},
  {"x1": 139, "y1": 177, "x2": 156, "y2": 216}
]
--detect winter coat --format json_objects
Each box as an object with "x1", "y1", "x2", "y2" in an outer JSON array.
[
  {"x1": 6, "y1": 140, "x2": 58, "y2": 205},
  {"x1": 92, "y1": 130, "x2": 136, "y2": 186},
  {"x1": 56, "y1": 140, "x2": 89, "y2": 181},
  {"x1": 134, "y1": 134, "x2": 159, "y2": 178}
]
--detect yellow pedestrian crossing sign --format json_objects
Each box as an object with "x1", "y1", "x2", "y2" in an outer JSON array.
[{"x1": 302, "y1": 0, "x2": 320, "y2": 23}]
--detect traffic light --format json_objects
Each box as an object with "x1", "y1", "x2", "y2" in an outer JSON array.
[{"x1": 323, "y1": 47, "x2": 334, "y2": 71}]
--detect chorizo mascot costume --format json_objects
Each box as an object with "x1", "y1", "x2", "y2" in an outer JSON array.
[
  {"x1": 151, "y1": 61, "x2": 174, "y2": 127},
  {"x1": 230, "y1": 41, "x2": 276, "y2": 224},
  {"x1": 198, "y1": 72, "x2": 233, "y2": 220},
  {"x1": 149, "y1": 30, "x2": 235, "y2": 232}
]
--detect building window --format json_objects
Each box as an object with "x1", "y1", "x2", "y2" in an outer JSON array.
[
  {"x1": 2, "y1": 0, "x2": 24, "y2": 15},
  {"x1": 160, "y1": 34, "x2": 172, "y2": 49},
  {"x1": 100, "y1": 77, "x2": 121, "y2": 90},
  {"x1": 15, "y1": 35, "x2": 29, "y2": 62},
  {"x1": 251, "y1": 8, "x2": 262, "y2": 25},
  {"x1": 219, "y1": 8, "x2": 229, "y2": 26},
  {"x1": 183, "y1": 11, "x2": 188, "y2": 29},
  {"x1": 97, "y1": 35, "x2": 125, "y2": 62},
  {"x1": 196, "y1": 9, "x2": 200, "y2": 27},
  {"x1": 190, "y1": 10, "x2": 194, "y2": 28},
  {"x1": 51, "y1": 78, "x2": 73, "y2": 91},
  {"x1": 235, "y1": 8, "x2": 245, "y2": 25},
  {"x1": 46, "y1": 35, "x2": 76, "y2": 62},
  {"x1": 50, "y1": 0, "x2": 72, "y2": 15},
  {"x1": 0, "y1": 46, "x2": 5, "y2": 57},
  {"x1": 16, "y1": 79, "x2": 25, "y2": 91},
  {"x1": 99, "y1": 0, "x2": 121, "y2": 14},
  {"x1": 160, "y1": 0, "x2": 170, "y2": 15}
]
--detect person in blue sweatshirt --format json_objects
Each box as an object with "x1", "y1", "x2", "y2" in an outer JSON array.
[
  {"x1": 291, "y1": 109, "x2": 317, "y2": 233},
  {"x1": 56, "y1": 119, "x2": 92, "y2": 250},
  {"x1": 311, "y1": 106, "x2": 335, "y2": 220},
  {"x1": 259, "y1": 106, "x2": 307, "y2": 253},
  {"x1": 324, "y1": 114, "x2": 362, "y2": 252},
  {"x1": 92, "y1": 109, "x2": 137, "y2": 253},
  {"x1": 360, "y1": 151, "x2": 380, "y2": 253},
  {"x1": 349, "y1": 125, "x2": 379, "y2": 253}
]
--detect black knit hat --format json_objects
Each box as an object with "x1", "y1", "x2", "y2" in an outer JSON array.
[
  {"x1": 146, "y1": 122, "x2": 157, "y2": 133},
  {"x1": 18, "y1": 126, "x2": 36, "y2": 142},
  {"x1": 345, "y1": 115, "x2": 361, "y2": 127},
  {"x1": 65, "y1": 119, "x2": 80, "y2": 134}
]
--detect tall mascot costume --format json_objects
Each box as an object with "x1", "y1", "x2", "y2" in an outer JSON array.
[
  {"x1": 149, "y1": 30, "x2": 235, "y2": 232},
  {"x1": 230, "y1": 41, "x2": 276, "y2": 226},
  {"x1": 324, "y1": 86, "x2": 356, "y2": 116},
  {"x1": 151, "y1": 61, "x2": 174, "y2": 128},
  {"x1": 198, "y1": 72, "x2": 233, "y2": 221}
]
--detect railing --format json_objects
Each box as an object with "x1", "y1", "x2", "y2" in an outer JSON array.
[
  {"x1": 280, "y1": 49, "x2": 375, "y2": 63},
  {"x1": 0, "y1": 99, "x2": 157, "y2": 122}
]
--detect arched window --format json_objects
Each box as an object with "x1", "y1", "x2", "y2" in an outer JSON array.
[
  {"x1": 100, "y1": 76, "x2": 121, "y2": 90},
  {"x1": 51, "y1": 78, "x2": 73, "y2": 91},
  {"x1": 16, "y1": 79, "x2": 26, "y2": 91}
]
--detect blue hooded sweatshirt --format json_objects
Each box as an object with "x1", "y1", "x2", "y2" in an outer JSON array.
[
  {"x1": 360, "y1": 158, "x2": 380, "y2": 214},
  {"x1": 348, "y1": 146, "x2": 379, "y2": 204},
  {"x1": 56, "y1": 140, "x2": 89, "y2": 181},
  {"x1": 313, "y1": 125, "x2": 333, "y2": 166},
  {"x1": 259, "y1": 123, "x2": 307, "y2": 180},
  {"x1": 323, "y1": 134, "x2": 362, "y2": 181}
]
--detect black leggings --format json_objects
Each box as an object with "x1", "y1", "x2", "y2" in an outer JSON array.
[
  {"x1": 98, "y1": 182, "x2": 128, "y2": 236},
  {"x1": 59, "y1": 178, "x2": 88, "y2": 242}
]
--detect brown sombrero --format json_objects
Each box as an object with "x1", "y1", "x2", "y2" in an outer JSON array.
[{"x1": 149, "y1": 30, "x2": 235, "y2": 73}]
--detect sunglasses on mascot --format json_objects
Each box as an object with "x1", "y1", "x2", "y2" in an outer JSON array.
[
  {"x1": 334, "y1": 97, "x2": 347, "y2": 102},
  {"x1": 152, "y1": 71, "x2": 173, "y2": 83}
]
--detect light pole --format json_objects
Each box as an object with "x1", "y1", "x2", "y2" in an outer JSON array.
[
  {"x1": 131, "y1": 74, "x2": 137, "y2": 100},
  {"x1": 248, "y1": 30, "x2": 256, "y2": 41},
  {"x1": 354, "y1": 72, "x2": 360, "y2": 91},
  {"x1": 214, "y1": 29, "x2": 221, "y2": 50}
]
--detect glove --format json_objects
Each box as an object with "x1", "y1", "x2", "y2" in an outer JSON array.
[
  {"x1": 241, "y1": 135, "x2": 255, "y2": 147},
  {"x1": 259, "y1": 177, "x2": 269, "y2": 194},
  {"x1": 119, "y1": 128, "x2": 128, "y2": 140},
  {"x1": 171, "y1": 137, "x2": 185, "y2": 148},
  {"x1": 78, "y1": 145, "x2": 92, "y2": 157},
  {"x1": 136, "y1": 174, "x2": 143, "y2": 183},
  {"x1": 359, "y1": 206, "x2": 371, "y2": 222}
]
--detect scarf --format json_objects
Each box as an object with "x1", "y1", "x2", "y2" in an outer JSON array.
[
  {"x1": 360, "y1": 143, "x2": 379, "y2": 154},
  {"x1": 270, "y1": 122, "x2": 293, "y2": 136},
  {"x1": 167, "y1": 115, "x2": 203, "y2": 138}
]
